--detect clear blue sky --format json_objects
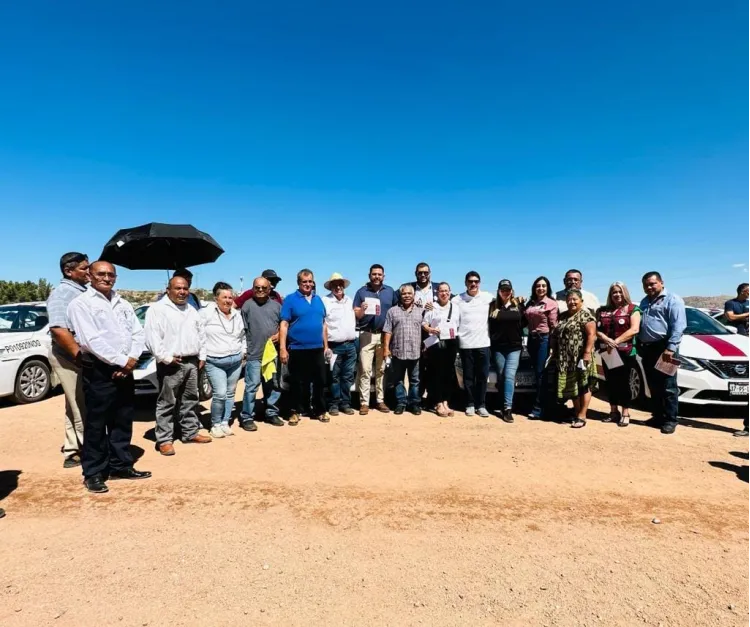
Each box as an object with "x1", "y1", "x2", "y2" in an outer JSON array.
[{"x1": 0, "y1": 1, "x2": 747, "y2": 299}]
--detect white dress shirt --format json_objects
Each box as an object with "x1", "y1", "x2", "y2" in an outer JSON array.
[
  {"x1": 452, "y1": 291, "x2": 492, "y2": 349},
  {"x1": 323, "y1": 293, "x2": 357, "y2": 342},
  {"x1": 145, "y1": 297, "x2": 206, "y2": 364},
  {"x1": 66, "y1": 287, "x2": 145, "y2": 367},
  {"x1": 424, "y1": 301, "x2": 461, "y2": 340},
  {"x1": 200, "y1": 303, "x2": 246, "y2": 358}
]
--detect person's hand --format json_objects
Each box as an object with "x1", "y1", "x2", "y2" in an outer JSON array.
[
  {"x1": 112, "y1": 370, "x2": 127, "y2": 380},
  {"x1": 122, "y1": 357, "x2": 137, "y2": 372},
  {"x1": 270, "y1": 332, "x2": 280, "y2": 344},
  {"x1": 199, "y1": 360, "x2": 205, "y2": 370},
  {"x1": 361, "y1": 302, "x2": 368, "y2": 313},
  {"x1": 424, "y1": 301, "x2": 434, "y2": 311},
  {"x1": 606, "y1": 345, "x2": 613, "y2": 354},
  {"x1": 517, "y1": 296, "x2": 526, "y2": 305},
  {"x1": 427, "y1": 326, "x2": 440, "y2": 335},
  {"x1": 324, "y1": 348, "x2": 333, "y2": 363},
  {"x1": 172, "y1": 356, "x2": 183, "y2": 364},
  {"x1": 605, "y1": 337, "x2": 618, "y2": 349},
  {"x1": 383, "y1": 349, "x2": 391, "y2": 359},
  {"x1": 280, "y1": 348, "x2": 289, "y2": 365},
  {"x1": 662, "y1": 349, "x2": 675, "y2": 362},
  {"x1": 583, "y1": 355, "x2": 592, "y2": 366}
]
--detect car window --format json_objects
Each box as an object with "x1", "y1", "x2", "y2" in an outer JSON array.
[
  {"x1": 0, "y1": 306, "x2": 48, "y2": 333},
  {"x1": 135, "y1": 305, "x2": 149, "y2": 325},
  {"x1": 684, "y1": 307, "x2": 731, "y2": 336}
]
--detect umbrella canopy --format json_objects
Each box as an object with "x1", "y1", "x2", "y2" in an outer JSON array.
[{"x1": 99, "y1": 223, "x2": 224, "y2": 270}]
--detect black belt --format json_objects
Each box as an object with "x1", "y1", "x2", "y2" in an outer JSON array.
[{"x1": 329, "y1": 340, "x2": 356, "y2": 347}]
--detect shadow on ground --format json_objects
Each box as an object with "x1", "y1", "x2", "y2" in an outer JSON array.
[{"x1": 0, "y1": 470, "x2": 22, "y2": 501}]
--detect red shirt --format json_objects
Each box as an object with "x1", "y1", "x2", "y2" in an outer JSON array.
[{"x1": 234, "y1": 290, "x2": 283, "y2": 309}]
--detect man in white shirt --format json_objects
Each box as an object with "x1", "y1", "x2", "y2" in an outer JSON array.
[
  {"x1": 66, "y1": 261, "x2": 151, "y2": 494},
  {"x1": 145, "y1": 275, "x2": 210, "y2": 456},
  {"x1": 452, "y1": 271, "x2": 493, "y2": 417},
  {"x1": 322, "y1": 273, "x2": 357, "y2": 416},
  {"x1": 555, "y1": 269, "x2": 601, "y2": 315}
]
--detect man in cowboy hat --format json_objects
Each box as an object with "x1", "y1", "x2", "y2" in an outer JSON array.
[
  {"x1": 322, "y1": 273, "x2": 357, "y2": 415},
  {"x1": 234, "y1": 269, "x2": 284, "y2": 308}
]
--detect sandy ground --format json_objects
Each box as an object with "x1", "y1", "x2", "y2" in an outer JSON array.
[{"x1": 0, "y1": 385, "x2": 747, "y2": 627}]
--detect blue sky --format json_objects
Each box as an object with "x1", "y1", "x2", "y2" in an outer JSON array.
[{"x1": 0, "y1": 1, "x2": 747, "y2": 300}]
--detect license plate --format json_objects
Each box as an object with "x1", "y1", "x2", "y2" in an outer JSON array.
[
  {"x1": 729, "y1": 382, "x2": 749, "y2": 397},
  {"x1": 516, "y1": 372, "x2": 536, "y2": 388}
]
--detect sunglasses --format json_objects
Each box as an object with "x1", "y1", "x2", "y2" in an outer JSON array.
[{"x1": 467, "y1": 279, "x2": 480, "y2": 284}]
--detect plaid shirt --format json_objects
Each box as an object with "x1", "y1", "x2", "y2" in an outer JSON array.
[
  {"x1": 46, "y1": 279, "x2": 87, "y2": 331},
  {"x1": 383, "y1": 304, "x2": 423, "y2": 360}
]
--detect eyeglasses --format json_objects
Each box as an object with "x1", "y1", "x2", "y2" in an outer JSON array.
[
  {"x1": 467, "y1": 279, "x2": 480, "y2": 284},
  {"x1": 416, "y1": 271, "x2": 430, "y2": 275},
  {"x1": 93, "y1": 272, "x2": 116, "y2": 279},
  {"x1": 253, "y1": 286, "x2": 269, "y2": 291}
]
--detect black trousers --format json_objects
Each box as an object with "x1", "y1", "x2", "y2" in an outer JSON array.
[
  {"x1": 425, "y1": 339, "x2": 458, "y2": 404},
  {"x1": 639, "y1": 340, "x2": 680, "y2": 426},
  {"x1": 602, "y1": 352, "x2": 638, "y2": 408},
  {"x1": 288, "y1": 348, "x2": 326, "y2": 417},
  {"x1": 81, "y1": 357, "x2": 135, "y2": 479}
]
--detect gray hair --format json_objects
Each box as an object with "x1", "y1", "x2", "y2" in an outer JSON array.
[{"x1": 399, "y1": 283, "x2": 415, "y2": 295}]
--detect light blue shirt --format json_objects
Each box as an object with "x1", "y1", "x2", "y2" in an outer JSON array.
[
  {"x1": 638, "y1": 289, "x2": 687, "y2": 352},
  {"x1": 46, "y1": 279, "x2": 87, "y2": 331}
]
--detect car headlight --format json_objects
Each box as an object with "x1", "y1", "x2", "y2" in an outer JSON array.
[{"x1": 677, "y1": 356, "x2": 704, "y2": 372}]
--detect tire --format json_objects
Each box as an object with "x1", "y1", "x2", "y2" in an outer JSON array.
[
  {"x1": 198, "y1": 368, "x2": 213, "y2": 401},
  {"x1": 13, "y1": 359, "x2": 52, "y2": 404},
  {"x1": 628, "y1": 363, "x2": 645, "y2": 404}
]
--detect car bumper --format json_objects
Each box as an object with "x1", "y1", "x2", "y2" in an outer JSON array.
[
  {"x1": 676, "y1": 370, "x2": 749, "y2": 406},
  {"x1": 132, "y1": 353, "x2": 159, "y2": 396},
  {"x1": 0, "y1": 358, "x2": 20, "y2": 398}
]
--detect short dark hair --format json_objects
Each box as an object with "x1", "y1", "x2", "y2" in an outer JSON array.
[
  {"x1": 642, "y1": 271, "x2": 662, "y2": 283},
  {"x1": 737, "y1": 283, "x2": 749, "y2": 296},
  {"x1": 465, "y1": 270, "x2": 481, "y2": 282},
  {"x1": 415, "y1": 262, "x2": 430, "y2": 272},
  {"x1": 174, "y1": 268, "x2": 193, "y2": 280},
  {"x1": 369, "y1": 264, "x2": 385, "y2": 274},
  {"x1": 60, "y1": 252, "x2": 88, "y2": 276},
  {"x1": 212, "y1": 281, "x2": 233, "y2": 296},
  {"x1": 565, "y1": 269, "x2": 582, "y2": 278}
]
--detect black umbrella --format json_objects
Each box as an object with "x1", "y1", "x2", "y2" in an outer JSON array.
[{"x1": 100, "y1": 223, "x2": 224, "y2": 270}]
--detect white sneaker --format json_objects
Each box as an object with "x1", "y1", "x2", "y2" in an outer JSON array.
[
  {"x1": 477, "y1": 407, "x2": 490, "y2": 418},
  {"x1": 465, "y1": 406, "x2": 476, "y2": 417},
  {"x1": 221, "y1": 423, "x2": 234, "y2": 436},
  {"x1": 210, "y1": 426, "x2": 225, "y2": 439}
]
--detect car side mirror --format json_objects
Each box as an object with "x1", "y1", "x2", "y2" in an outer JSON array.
[{"x1": 725, "y1": 325, "x2": 738, "y2": 334}]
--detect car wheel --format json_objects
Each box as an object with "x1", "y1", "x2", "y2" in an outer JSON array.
[
  {"x1": 198, "y1": 368, "x2": 213, "y2": 401},
  {"x1": 14, "y1": 359, "x2": 52, "y2": 404},
  {"x1": 628, "y1": 364, "x2": 645, "y2": 404}
]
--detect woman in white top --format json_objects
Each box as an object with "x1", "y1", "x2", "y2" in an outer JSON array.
[
  {"x1": 423, "y1": 282, "x2": 460, "y2": 416},
  {"x1": 452, "y1": 271, "x2": 493, "y2": 417},
  {"x1": 200, "y1": 282, "x2": 246, "y2": 438}
]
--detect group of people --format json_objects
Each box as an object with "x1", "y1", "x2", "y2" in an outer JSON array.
[{"x1": 45, "y1": 252, "x2": 749, "y2": 494}]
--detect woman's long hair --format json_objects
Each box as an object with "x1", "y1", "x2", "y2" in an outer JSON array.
[
  {"x1": 605, "y1": 282, "x2": 632, "y2": 309},
  {"x1": 529, "y1": 276, "x2": 553, "y2": 304},
  {"x1": 490, "y1": 283, "x2": 523, "y2": 317}
]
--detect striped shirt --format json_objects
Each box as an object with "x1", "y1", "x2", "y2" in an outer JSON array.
[{"x1": 46, "y1": 279, "x2": 87, "y2": 340}]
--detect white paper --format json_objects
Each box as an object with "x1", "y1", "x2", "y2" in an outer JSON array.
[
  {"x1": 363, "y1": 297, "x2": 381, "y2": 316},
  {"x1": 655, "y1": 355, "x2": 679, "y2": 376},
  {"x1": 328, "y1": 353, "x2": 337, "y2": 371},
  {"x1": 423, "y1": 335, "x2": 440, "y2": 349},
  {"x1": 600, "y1": 349, "x2": 624, "y2": 370}
]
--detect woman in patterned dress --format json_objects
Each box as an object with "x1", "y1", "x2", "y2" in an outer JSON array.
[{"x1": 551, "y1": 289, "x2": 597, "y2": 428}]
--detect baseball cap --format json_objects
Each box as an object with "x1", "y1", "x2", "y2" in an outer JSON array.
[
  {"x1": 262, "y1": 269, "x2": 281, "y2": 282},
  {"x1": 498, "y1": 279, "x2": 513, "y2": 290}
]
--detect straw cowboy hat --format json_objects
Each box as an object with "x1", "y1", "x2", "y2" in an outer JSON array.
[{"x1": 323, "y1": 272, "x2": 351, "y2": 290}]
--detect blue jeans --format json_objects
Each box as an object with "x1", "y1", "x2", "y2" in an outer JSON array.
[
  {"x1": 329, "y1": 340, "x2": 357, "y2": 410},
  {"x1": 527, "y1": 333, "x2": 550, "y2": 414},
  {"x1": 491, "y1": 348, "x2": 522, "y2": 410},
  {"x1": 460, "y1": 347, "x2": 490, "y2": 409},
  {"x1": 391, "y1": 357, "x2": 421, "y2": 408},
  {"x1": 204, "y1": 353, "x2": 243, "y2": 426},
  {"x1": 241, "y1": 359, "x2": 281, "y2": 423}
]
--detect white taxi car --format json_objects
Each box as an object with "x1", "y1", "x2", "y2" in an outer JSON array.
[
  {"x1": 596, "y1": 306, "x2": 749, "y2": 407},
  {"x1": 0, "y1": 302, "x2": 58, "y2": 403}
]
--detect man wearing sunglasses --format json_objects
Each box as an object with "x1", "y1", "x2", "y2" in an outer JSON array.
[{"x1": 239, "y1": 276, "x2": 284, "y2": 431}]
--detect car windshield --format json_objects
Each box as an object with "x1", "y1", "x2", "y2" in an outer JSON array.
[
  {"x1": 684, "y1": 307, "x2": 731, "y2": 336},
  {"x1": 135, "y1": 305, "x2": 149, "y2": 325},
  {"x1": 0, "y1": 305, "x2": 49, "y2": 333}
]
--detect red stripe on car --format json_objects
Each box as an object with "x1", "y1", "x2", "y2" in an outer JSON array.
[{"x1": 692, "y1": 335, "x2": 746, "y2": 357}]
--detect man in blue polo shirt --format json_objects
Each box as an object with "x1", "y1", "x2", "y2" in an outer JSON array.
[
  {"x1": 280, "y1": 269, "x2": 330, "y2": 426},
  {"x1": 353, "y1": 264, "x2": 399, "y2": 415}
]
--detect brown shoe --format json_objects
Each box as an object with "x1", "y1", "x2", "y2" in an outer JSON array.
[
  {"x1": 185, "y1": 434, "x2": 212, "y2": 444},
  {"x1": 375, "y1": 402, "x2": 390, "y2": 413},
  {"x1": 288, "y1": 413, "x2": 300, "y2": 426},
  {"x1": 158, "y1": 442, "x2": 175, "y2": 456},
  {"x1": 359, "y1": 405, "x2": 370, "y2": 415}
]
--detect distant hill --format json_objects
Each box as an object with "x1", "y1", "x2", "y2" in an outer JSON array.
[
  {"x1": 119, "y1": 288, "x2": 214, "y2": 306},
  {"x1": 683, "y1": 295, "x2": 732, "y2": 310}
]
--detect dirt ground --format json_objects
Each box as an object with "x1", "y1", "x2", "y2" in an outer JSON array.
[{"x1": 0, "y1": 385, "x2": 747, "y2": 627}]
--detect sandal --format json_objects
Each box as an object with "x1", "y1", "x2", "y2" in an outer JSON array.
[
  {"x1": 603, "y1": 410, "x2": 620, "y2": 423},
  {"x1": 571, "y1": 418, "x2": 587, "y2": 429},
  {"x1": 618, "y1": 413, "x2": 630, "y2": 428}
]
